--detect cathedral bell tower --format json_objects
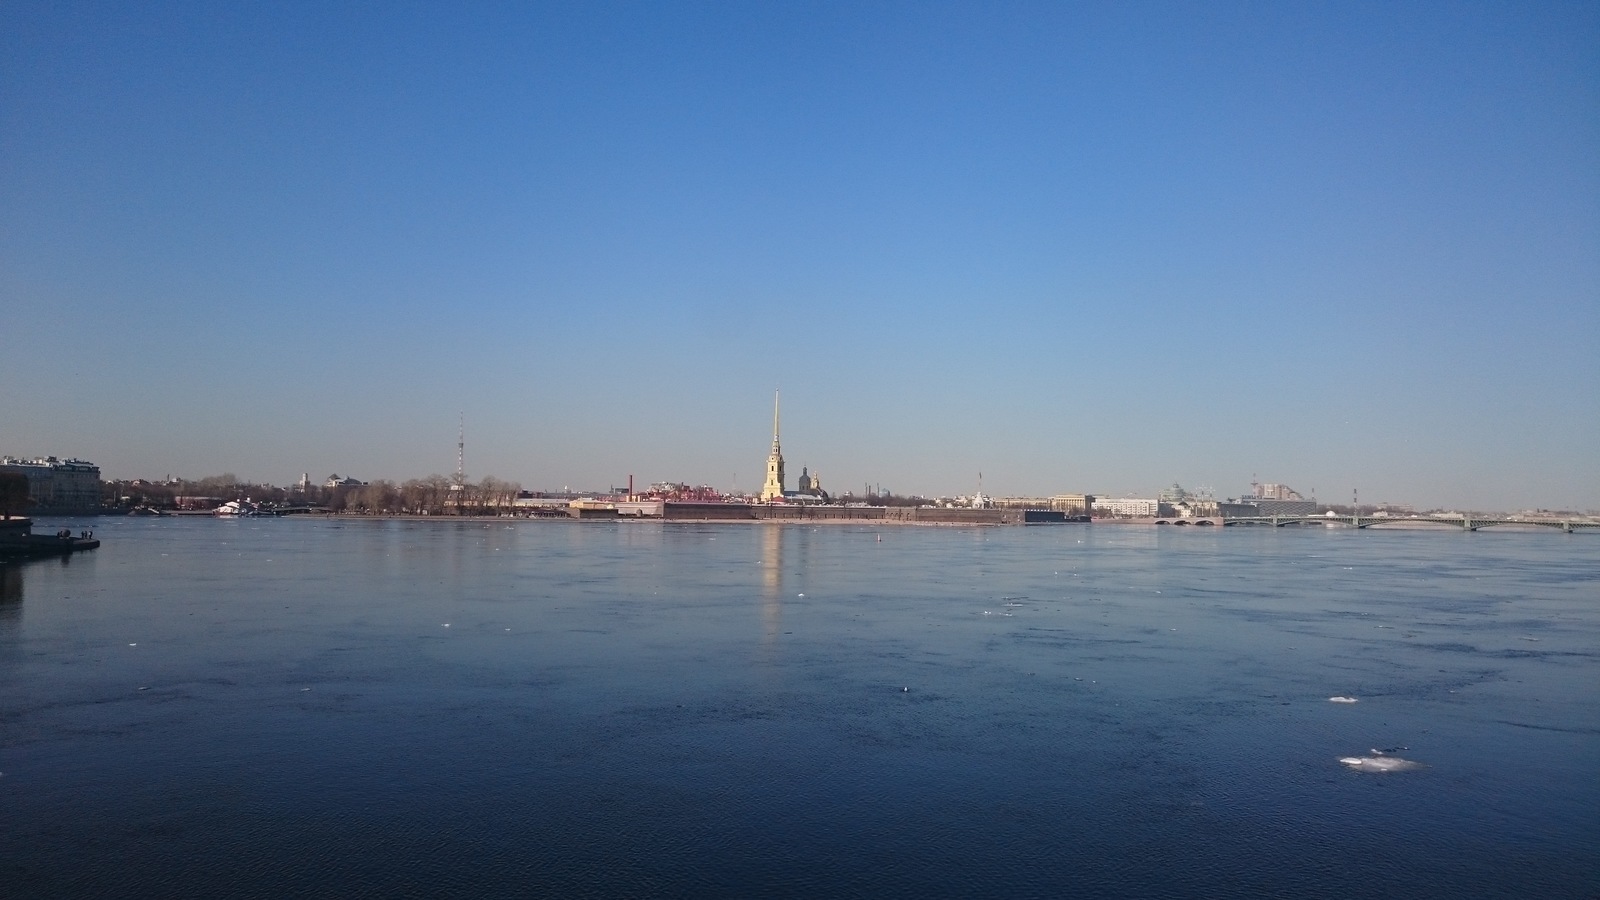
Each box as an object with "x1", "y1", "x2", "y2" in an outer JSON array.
[{"x1": 759, "y1": 391, "x2": 786, "y2": 502}]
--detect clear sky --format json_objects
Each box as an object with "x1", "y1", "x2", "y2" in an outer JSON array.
[{"x1": 3, "y1": 1, "x2": 1596, "y2": 510}]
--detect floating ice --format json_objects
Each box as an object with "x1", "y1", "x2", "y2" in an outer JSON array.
[
  {"x1": 1339, "y1": 755, "x2": 1421, "y2": 773},
  {"x1": 1328, "y1": 696, "x2": 1359, "y2": 703}
]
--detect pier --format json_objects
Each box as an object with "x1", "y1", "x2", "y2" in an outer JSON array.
[{"x1": 0, "y1": 517, "x2": 101, "y2": 561}]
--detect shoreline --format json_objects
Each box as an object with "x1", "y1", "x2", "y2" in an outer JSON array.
[{"x1": 53, "y1": 510, "x2": 1599, "y2": 532}]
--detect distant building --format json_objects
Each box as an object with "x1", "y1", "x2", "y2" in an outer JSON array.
[
  {"x1": 324, "y1": 474, "x2": 365, "y2": 488},
  {"x1": 1050, "y1": 494, "x2": 1093, "y2": 515},
  {"x1": 1158, "y1": 483, "x2": 1191, "y2": 503},
  {"x1": 1220, "y1": 481, "x2": 1318, "y2": 517},
  {"x1": 1249, "y1": 498, "x2": 1320, "y2": 516},
  {"x1": 0, "y1": 456, "x2": 102, "y2": 512},
  {"x1": 1250, "y1": 481, "x2": 1304, "y2": 501},
  {"x1": 641, "y1": 482, "x2": 724, "y2": 502},
  {"x1": 1169, "y1": 498, "x2": 1219, "y2": 517},
  {"x1": 796, "y1": 467, "x2": 824, "y2": 497},
  {"x1": 992, "y1": 494, "x2": 1094, "y2": 514},
  {"x1": 1093, "y1": 496, "x2": 1158, "y2": 517},
  {"x1": 993, "y1": 496, "x2": 1049, "y2": 510}
]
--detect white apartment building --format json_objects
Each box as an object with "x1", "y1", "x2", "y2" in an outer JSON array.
[{"x1": 1092, "y1": 496, "x2": 1158, "y2": 517}]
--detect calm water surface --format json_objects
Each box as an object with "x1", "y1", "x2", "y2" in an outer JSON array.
[{"x1": 3, "y1": 517, "x2": 1597, "y2": 898}]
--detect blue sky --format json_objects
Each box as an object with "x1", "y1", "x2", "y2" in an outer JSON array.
[{"x1": 3, "y1": 1, "x2": 1596, "y2": 510}]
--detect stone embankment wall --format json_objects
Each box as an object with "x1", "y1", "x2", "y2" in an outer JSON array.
[
  {"x1": 1096, "y1": 517, "x2": 1224, "y2": 526},
  {"x1": 887, "y1": 507, "x2": 1036, "y2": 525},
  {"x1": 662, "y1": 502, "x2": 756, "y2": 520},
  {"x1": 752, "y1": 505, "x2": 884, "y2": 522},
  {"x1": 661, "y1": 503, "x2": 1044, "y2": 526}
]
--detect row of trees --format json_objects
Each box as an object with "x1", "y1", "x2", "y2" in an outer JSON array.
[
  {"x1": 336, "y1": 476, "x2": 521, "y2": 515},
  {"x1": 104, "y1": 474, "x2": 522, "y2": 516},
  {"x1": 105, "y1": 474, "x2": 284, "y2": 509}
]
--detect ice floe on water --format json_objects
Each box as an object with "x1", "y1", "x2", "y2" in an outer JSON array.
[
  {"x1": 1328, "y1": 696, "x2": 1359, "y2": 703},
  {"x1": 1339, "y1": 754, "x2": 1422, "y2": 773}
]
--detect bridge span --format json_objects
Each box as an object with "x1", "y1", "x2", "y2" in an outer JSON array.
[{"x1": 1222, "y1": 515, "x2": 1599, "y2": 533}]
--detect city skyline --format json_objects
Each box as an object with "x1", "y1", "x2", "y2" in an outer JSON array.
[
  {"x1": 18, "y1": 411, "x2": 1593, "y2": 514},
  {"x1": 3, "y1": 2, "x2": 1596, "y2": 511}
]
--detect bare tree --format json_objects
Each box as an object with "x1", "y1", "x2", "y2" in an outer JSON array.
[
  {"x1": 473, "y1": 476, "x2": 520, "y2": 515},
  {"x1": 399, "y1": 475, "x2": 456, "y2": 514}
]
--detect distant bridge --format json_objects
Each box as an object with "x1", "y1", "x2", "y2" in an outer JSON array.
[{"x1": 1220, "y1": 515, "x2": 1599, "y2": 533}]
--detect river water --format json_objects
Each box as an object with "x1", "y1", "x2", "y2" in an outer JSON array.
[{"x1": 2, "y1": 517, "x2": 1596, "y2": 898}]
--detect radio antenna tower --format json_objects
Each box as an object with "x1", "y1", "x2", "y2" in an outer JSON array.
[{"x1": 455, "y1": 413, "x2": 465, "y2": 489}]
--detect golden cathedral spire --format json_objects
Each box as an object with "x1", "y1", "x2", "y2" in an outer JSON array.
[{"x1": 760, "y1": 390, "x2": 786, "y2": 501}]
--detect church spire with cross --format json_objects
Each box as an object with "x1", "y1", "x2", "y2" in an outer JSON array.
[{"x1": 759, "y1": 390, "x2": 786, "y2": 502}]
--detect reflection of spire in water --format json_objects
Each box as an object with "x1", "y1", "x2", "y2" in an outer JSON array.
[{"x1": 760, "y1": 525, "x2": 783, "y2": 649}]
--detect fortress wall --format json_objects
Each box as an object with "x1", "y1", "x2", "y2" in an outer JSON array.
[
  {"x1": 663, "y1": 502, "x2": 757, "y2": 520},
  {"x1": 752, "y1": 505, "x2": 884, "y2": 521},
  {"x1": 661, "y1": 503, "x2": 1039, "y2": 525}
]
